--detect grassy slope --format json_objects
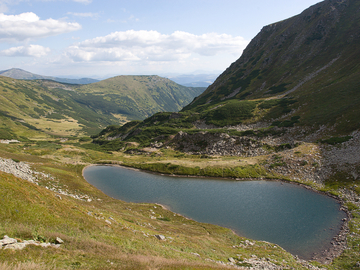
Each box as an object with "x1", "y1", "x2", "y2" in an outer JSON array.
[
  {"x1": 0, "y1": 76, "x2": 119, "y2": 137},
  {"x1": 74, "y1": 75, "x2": 205, "y2": 120}
]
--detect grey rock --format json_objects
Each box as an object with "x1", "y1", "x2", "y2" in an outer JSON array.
[
  {"x1": 154, "y1": 234, "x2": 166, "y2": 240},
  {"x1": 56, "y1": 237, "x2": 64, "y2": 244},
  {"x1": 4, "y1": 242, "x2": 26, "y2": 250},
  {"x1": 0, "y1": 235, "x2": 17, "y2": 246},
  {"x1": 105, "y1": 220, "x2": 112, "y2": 225}
]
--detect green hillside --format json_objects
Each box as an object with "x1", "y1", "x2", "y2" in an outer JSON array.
[
  {"x1": 73, "y1": 75, "x2": 205, "y2": 119},
  {"x1": 0, "y1": 75, "x2": 204, "y2": 138},
  {"x1": 0, "y1": 76, "x2": 119, "y2": 137}
]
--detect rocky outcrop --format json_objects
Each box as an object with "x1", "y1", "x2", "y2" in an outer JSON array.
[
  {"x1": 0, "y1": 157, "x2": 39, "y2": 183},
  {"x1": 172, "y1": 131, "x2": 270, "y2": 157},
  {"x1": 0, "y1": 235, "x2": 62, "y2": 250},
  {"x1": 0, "y1": 157, "x2": 94, "y2": 202}
]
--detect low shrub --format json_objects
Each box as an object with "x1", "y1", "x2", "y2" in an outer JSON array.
[{"x1": 320, "y1": 136, "x2": 353, "y2": 145}]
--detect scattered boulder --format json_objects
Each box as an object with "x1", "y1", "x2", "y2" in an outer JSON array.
[
  {"x1": 105, "y1": 220, "x2": 112, "y2": 225},
  {"x1": 154, "y1": 234, "x2": 166, "y2": 241},
  {"x1": 0, "y1": 235, "x2": 17, "y2": 247},
  {"x1": 55, "y1": 237, "x2": 64, "y2": 244}
]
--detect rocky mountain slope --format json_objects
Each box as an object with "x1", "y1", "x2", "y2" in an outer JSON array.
[{"x1": 185, "y1": 0, "x2": 360, "y2": 135}]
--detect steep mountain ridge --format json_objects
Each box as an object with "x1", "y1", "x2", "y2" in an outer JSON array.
[{"x1": 184, "y1": 0, "x2": 359, "y2": 135}]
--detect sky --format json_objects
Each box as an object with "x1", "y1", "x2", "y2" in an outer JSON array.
[{"x1": 0, "y1": 0, "x2": 323, "y2": 79}]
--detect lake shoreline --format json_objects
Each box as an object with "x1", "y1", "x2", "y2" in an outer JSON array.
[{"x1": 82, "y1": 163, "x2": 350, "y2": 265}]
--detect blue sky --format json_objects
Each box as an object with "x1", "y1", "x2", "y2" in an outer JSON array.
[{"x1": 0, "y1": 0, "x2": 322, "y2": 78}]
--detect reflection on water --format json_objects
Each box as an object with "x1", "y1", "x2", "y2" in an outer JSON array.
[{"x1": 83, "y1": 165, "x2": 346, "y2": 259}]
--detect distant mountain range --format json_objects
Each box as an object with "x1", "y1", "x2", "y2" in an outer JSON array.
[
  {"x1": 165, "y1": 73, "x2": 220, "y2": 87},
  {"x1": 0, "y1": 68, "x2": 99, "y2": 85},
  {"x1": 0, "y1": 68, "x2": 219, "y2": 87}
]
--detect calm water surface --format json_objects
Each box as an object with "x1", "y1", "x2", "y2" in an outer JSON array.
[{"x1": 83, "y1": 165, "x2": 346, "y2": 259}]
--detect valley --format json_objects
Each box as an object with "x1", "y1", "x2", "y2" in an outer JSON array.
[{"x1": 0, "y1": 0, "x2": 360, "y2": 269}]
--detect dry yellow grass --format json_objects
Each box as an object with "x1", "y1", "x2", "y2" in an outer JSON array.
[{"x1": 25, "y1": 117, "x2": 83, "y2": 137}]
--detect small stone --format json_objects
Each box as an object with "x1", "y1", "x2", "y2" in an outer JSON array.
[
  {"x1": 228, "y1": 257, "x2": 236, "y2": 263},
  {"x1": 105, "y1": 220, "x2": 112, "y2": 225},
  {"x1": 55, "y1": 237, "x2": 64, "y2": 244},
  {"x1": 154, "y1": 234, "x2": 166, "y2": 240}
]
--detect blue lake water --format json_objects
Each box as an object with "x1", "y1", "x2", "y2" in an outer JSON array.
[{"x1": 83, "y1": 165, "x2": 346, "y2": 259}]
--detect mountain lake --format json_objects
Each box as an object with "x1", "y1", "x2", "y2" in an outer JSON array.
[{"x1": 83, "y1": 165, "x2": 347, "y2": 259}]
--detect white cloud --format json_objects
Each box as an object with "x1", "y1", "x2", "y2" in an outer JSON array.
[
  {"x1": 67, "y1": 12, "x2": 99, "y2": 18},
  {"x1": 72, "y1": 0, "x2": 92, "y2": 3},
  {"x1": 65, "y1": 30, "x2": 249, "y2": 63},
  {"x1": 0, "y1": 44, "x2": 51, "y2": 57},
  {"x1": 0, "y1": 12, "x2": 81, "y2": 42}
]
